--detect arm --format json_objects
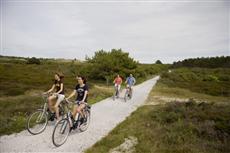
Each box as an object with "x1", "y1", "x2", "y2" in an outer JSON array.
[
  {"x1": 66, "y1": 90, "x2": 76, "y2": 100},
  {"x1": 45, "y1": 84, "x2": 55, "y2": 93},
  {"x1": 56, "y1": 83, "x2": 63, "y2": 94},
  {"x1": 133, "y1": 78, "x2": 136, "y2": 85}
]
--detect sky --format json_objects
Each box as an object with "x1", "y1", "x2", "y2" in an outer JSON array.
[{"x1": 0, "y1": 0, "x2": 229, "y2": 63}]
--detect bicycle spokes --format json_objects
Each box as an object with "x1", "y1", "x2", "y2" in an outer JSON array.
[
  {"x1": 27, "y1": 110, "x2": 48, "y2": 135},
  {"x1": 36, "y1": 112, "x2": 45, "y2": 123},
  {"x1": 52, "y1": 118, "x2": 70, "y2": 147},
  {"x1": 60, "y1": 120, "x2": 68, "y2": 134}
]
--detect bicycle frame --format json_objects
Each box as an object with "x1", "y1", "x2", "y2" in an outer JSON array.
[
  {"x1": 114, "y1": 85, "x2": 120, "y2": 96},
  {"x1": 52, "y1": 100, "x2": 91, "y2": 146},
  {"x1": 35, "y1": 94, "x2": 49, "y2": 121},
  {"x1": 126, "y1": 86, "x2": 132, "y2": 94},
  {"x1": 40, "y1": 93, "x2": 66, "y2": 116},
  {"x1": 36, "y1": 103, "x2": 47, "y2": 122},
  {"x1": 64, "y1": 102, "x2": 89, "y2": 129}
]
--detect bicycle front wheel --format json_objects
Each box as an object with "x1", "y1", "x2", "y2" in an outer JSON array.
[
  {"x1": 27, "y1": 110, "x2": 48, "y2": 135},
  {"x1": 124, "y1": 91, "x2": 128, "y2": 102},
  {"x1": 129, "y1": 91, "x2": 133, "y2": 99},
  {"x1": 52, "y1": 118, "x2": 70, "y2": 147}
]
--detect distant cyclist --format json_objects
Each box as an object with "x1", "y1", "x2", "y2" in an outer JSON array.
[
  {"x1": 44, "y1": 72, "x2": 65, "y2": 122},
  {"x1": 125, "y1": 74, "x2": 136, "y2": 94},
  {"x1": 113, "y1": 74, "x2": 123, "y2": 94}
]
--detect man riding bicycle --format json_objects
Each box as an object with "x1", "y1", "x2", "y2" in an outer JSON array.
[{"x1": 125, "y1": 74, "x2": 136, "y2": 96}]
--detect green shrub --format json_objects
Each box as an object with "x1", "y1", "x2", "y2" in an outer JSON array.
[
  {"x1": 5, "y1": 88, "x2": 25, "y2": 96},
  {"x1": 27, "y1": 57, "x2": 41, "y2": 65},
  {"x1": 159, "y1": 68, "x2": 230, "y2": 97},
  {"x1": 86, "y1": 101, "x2": 230, "y2": 153},
  {"x1": 172, "y1": 56, "x2": 230, "y2": 68}
]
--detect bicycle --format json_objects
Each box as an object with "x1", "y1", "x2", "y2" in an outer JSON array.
[
  {"x1": 26, "y1": 93, "x2": 66, "y2": 135},
  {"x1": 52, "y1": 99, "x2": 91, "y2": 147},
  {"x1": 113, "y1": 85, "x2": 120, "y2": 100},
  {"x1": 124, "y1": 86, "x2": 132, "y2": 102}
]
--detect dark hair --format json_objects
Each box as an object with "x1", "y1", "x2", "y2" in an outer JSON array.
[
  {"x1": 78, "y1": 75, "x2": 87, "y2": 84},
  {"x1": 55, "y1": 72, "x2": 64, "y2": 81}
]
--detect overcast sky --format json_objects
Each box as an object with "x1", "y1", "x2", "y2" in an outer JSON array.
[{"x1": 0, "y1": 0, "x2": 229, "y2": 63}]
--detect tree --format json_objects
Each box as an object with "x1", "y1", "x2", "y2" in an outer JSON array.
[
  {"x1": 172, "y1": 56, "x2": 230, "y2": 68},
  {"x1": 27, "y1": 57, "x2": 41, "y2": 65},
  {"x1": 155, "y1": 60, "x2": 162, "y2": 64},
  {"x1": 86, "y1": 49, "x2": 138, "y2": 81}
]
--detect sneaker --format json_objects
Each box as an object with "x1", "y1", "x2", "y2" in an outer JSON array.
[
  {"x1": 49, "y1": 113, "x2": 55, "y2": 121},
  {"x1": 72, "y1": 120, "x2": 78, "y2": 129}
]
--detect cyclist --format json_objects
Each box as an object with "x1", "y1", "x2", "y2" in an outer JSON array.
[
  {"x1": 44, "y1": 72, "x2": 65, "y2": 122},
  {"x1": 113, "y1": 74, "x2": 123, "y2": 96},
  {"x1": 66, "y1": 75, "x2": 88, "y2": 125},
  {"x1": 125, "y1": 74, "x2": 136, "y2": 96}
]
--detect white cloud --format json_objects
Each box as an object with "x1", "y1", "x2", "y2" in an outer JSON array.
[{"x1": 1, "y1": 0, "x2": 229, "y2": 63}]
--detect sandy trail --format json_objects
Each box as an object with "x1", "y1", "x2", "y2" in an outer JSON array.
[{"x1": 0, "y1": 76, "x2": 159, "y2": 153}]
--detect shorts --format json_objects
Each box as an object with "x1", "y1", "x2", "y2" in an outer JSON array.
[
  {"x1": 53, "y1": 93, "x2": 65, "y2": 104},
  {"x1": 74, "y1": 101, "x2": 87, "y2": 106}
]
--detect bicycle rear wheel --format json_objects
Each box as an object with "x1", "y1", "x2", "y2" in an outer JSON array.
[
  {"x1": 52, "y1": 118, "x2": 70, "y2": 147},
  {"x1": 27, "y1": 110, "x2": 48, "y2": 135},
  {"x1": 112, "y1": 92, "x2": 115, "y2": 101}
]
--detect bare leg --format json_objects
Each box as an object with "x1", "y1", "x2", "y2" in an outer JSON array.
[
  {"x1": 72, "y1": 105, "x2": 78, "y2": 120},
  {"x1": 54, "y1": 101, "x2": 61, "y2": 120},
  {"x1": 48, "y1": 96, "x2": 56, "y2": 113},
  {"x1": 54, "y1": 94, "x2": 65, "y2": 121},
  {"x1": 77, "y1": 104, "x2": 86, "y2": 118}
]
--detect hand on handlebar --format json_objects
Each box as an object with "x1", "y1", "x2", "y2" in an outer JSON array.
[
  {"x1": 43, "y1": 92, "x2": 49, "y2": 95},
  {"x1": 65, "y1": 98, "x2": 73, "y2": 104}
]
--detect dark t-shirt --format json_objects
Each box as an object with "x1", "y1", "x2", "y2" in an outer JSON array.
[
  {"x1": 75, "y1": 84, "x2": 88, "y2": 102},
  {"x1": 54, "y1": 80, "x2": 64, "y2": 94}
]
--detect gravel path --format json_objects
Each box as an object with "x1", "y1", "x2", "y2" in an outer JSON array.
[{"x1": 0, "y1": 76, "x2": 159, "y2": 153}]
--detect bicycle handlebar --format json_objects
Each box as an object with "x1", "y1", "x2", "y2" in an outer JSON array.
[{"x1": 64, "y1": 98, "x2": 74, "y2": 104}]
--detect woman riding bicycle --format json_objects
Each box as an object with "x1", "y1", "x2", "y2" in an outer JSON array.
[
  {"x1": 66, "y1": 75, "x2": 88, "y2": 125},
  {"x1": 113, "y1": 74, "x2": 123, "y2": 94},
  {"x1": 44, "y1": 72, "x2": 65, "y2": 122}
]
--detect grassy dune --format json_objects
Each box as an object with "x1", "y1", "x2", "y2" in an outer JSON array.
[
  {"x1": 86, "y1": 68, "x2": 230, "y2": 153},
  {"x1": 160, "y1": 68, "x2": 230, "y2": 97},
  {"x1": 0, "y1": 56, "x2": 168, "y2": 136},
  {"x1": 86, "y1": 102, "x2": 230, "y2": 153},
  {"x1": 0, "y1": 58, "x2": 114, "y2": 136},
  {"x1": 0, "y1": 84, "x2": 113, "y2": 136}
]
